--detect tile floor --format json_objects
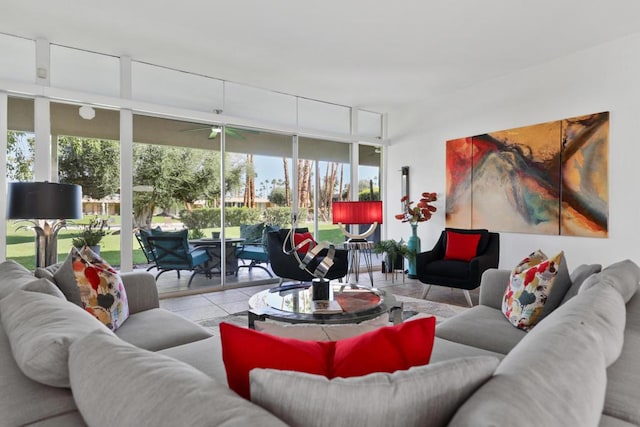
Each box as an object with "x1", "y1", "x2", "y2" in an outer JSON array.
[{"x1": 158, "y1": 269, "x2": 479, "y2": 329}]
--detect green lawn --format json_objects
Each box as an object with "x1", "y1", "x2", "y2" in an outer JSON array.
[{"x1": 6, "y1": 221, "x2": 344, "y2": 271}]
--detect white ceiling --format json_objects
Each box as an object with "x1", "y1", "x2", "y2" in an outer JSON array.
[{"x1": 3, "y1": 0, "x2": 640, "y2": 112}]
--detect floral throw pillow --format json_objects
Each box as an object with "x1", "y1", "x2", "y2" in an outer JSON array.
[
  {"x1": 71, "y1": 246, "x2": 129, "y2": 331},
  {"x1": 502, "y1": 250, "x2": 565, "y2": 331}
]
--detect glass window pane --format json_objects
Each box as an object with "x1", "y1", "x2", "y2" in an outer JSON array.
[
  {"x1": 50, "y1": 45, "x2": 120, "y2": 97},
  {"x1": 0, "y1": 34, "x2": 35, "y2": 83},
  {"x1": 298, "y1": 99, "x2": 350, "y2": 135},
  {"x1": 52, "y1": 102, "x2": 120, "y2": 266},
  {"x1": 357, "y1": 110, "x2": 382, "y2": 139},
  {"x1": 6, "y1": 97, "x2": 35, "y2": 269},
  {"x1": 132, "y1": 62, "x2": 224, "y2": 112},
  {"x1": 224, "y1": 83, "x2": 297, "y2": 127}
]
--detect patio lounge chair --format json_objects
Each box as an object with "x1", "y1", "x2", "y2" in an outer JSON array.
[{"x1": 146, "y1": 229, "x2": 211, "y2": 286}]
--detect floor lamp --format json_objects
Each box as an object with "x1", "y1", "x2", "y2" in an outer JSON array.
[{"x1": 6, "y1": 182, "x2": 83, "y2": 268}]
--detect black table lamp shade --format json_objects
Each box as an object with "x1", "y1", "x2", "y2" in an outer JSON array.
[
  {"x1": 6, "y1": 182, "x2": 83, "y2": 268},
  {"x1": 7, "y1": 182, "x2": 82, "y2": 220}
]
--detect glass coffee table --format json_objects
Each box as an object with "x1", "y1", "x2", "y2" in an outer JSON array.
[{"x1": 248, "y1": 284, "x2": 403, "y2": 329}]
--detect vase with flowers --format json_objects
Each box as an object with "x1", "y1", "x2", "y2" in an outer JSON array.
[{"x1": 395, "y1": 192, "x2": 437, "y2": 278}]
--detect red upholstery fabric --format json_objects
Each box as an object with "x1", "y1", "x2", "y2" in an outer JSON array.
[
  {"x1": 293, "y1": 232, "x2": 315, "y2": 254},
  {"x1": 444, "y1": 231, "x2": 482, "y2": 261},
  {"x1": 220, "y1": 317, "x2": 436, "y2": 399}
]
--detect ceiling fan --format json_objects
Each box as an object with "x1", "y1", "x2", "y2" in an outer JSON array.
[{"x1": 181, "y1": 125, "x2": 248, "y2": 140}]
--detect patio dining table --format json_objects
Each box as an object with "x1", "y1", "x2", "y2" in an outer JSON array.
[{"x1": 189, "y1": 238, "x2": 245, "y2": 276}]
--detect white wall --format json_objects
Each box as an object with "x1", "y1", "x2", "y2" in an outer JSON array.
[{"x1": 386, "y1": 33, "x2": 640, "y2": 269}]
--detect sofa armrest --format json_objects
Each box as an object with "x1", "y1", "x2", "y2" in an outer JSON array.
[
  {"x1": 120, "y1": 272, "x2": 159, "y2": 314},
  {"x1": 478, "y1": 269, "x2": 511, "y2": 309}
]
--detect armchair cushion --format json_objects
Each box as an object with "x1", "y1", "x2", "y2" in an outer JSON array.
[{"x1": 444, "y1": 230, "x2": 483, "y2": 262}]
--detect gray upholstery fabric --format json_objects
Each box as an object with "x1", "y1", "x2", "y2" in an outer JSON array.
[
  {"x1": 0, "y1": 260, "x2": 41, "y2": 300},
  {"x1": 69, "y1": 330, "x2": 287, "y2": 427},
  {"x1": 436, "y1": 305, "x2": 526, "y2": 354},
  {"x1": 158, "y1": 336, "x2": 228, "y2": 384},
  {"x1": 602, "y1": 291, "x2": 640, "y2": 425},
  {"x1": 536, "y1": 251, "x2": 572, "y2": 321},
  {"x1": 478, "y1": 269, "x2": 511, "y2": 309},
  {"x1": 450, "y1": 284, "x2": 625, "y2": 427},
  {"x1": 120, "y1": 271, "x2": 159, "y2": 314},
  {"x1": 251, "y1": 356, "x2": 499, "y2": 427},
  {"x1": 0, "y1": 316, "x2": 78, "y2": 426},
  {"x1": 561, "y1": 263, "x2": 602, "y2": 304},
  {"x1": 51, "y1": 253, "x2": 83, "y2": 306},
  {"x1": 21, "y1": 277, "x2": 66, "y2": 299},
  {"x1": 253, "y1": 317, "x2": 387, "y2": 341},
  {"x1": 430, "y1": 337, "x2": 505, "y2": 363},
  {"x1": 599, "y1": 414, "x2": 637, "y2": 427},
  {"x1": 0, "y1": 290, "x2": 107, "y2": 387},
  {"x1": 581, "y1": 260, "x2": 640, "y2": 303},
  {"x1": 114, "y1": 308, "x2": 212, "y2": 351},
  {"x1": 25, "y1": 411, "x2": 86, "y2": 426}
]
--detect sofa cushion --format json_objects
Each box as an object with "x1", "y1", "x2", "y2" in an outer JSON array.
[
  {"x1": 429, "y1": 337, "x2": 505, "y2": 363},
  {"x1": 450, "y1": 284, "x2": 625, "y2": 427},
  {"x1": 0, "y1": 260, "x2": 42, "y2": 300},
  {"x1": 0, "y1": 314, "x2": 78, "y2": 426},
  {"x1": 114, "y1": 308, "x2": 212, "y2": 351},
  {"x1": 580, "y1": 259, "x2": 640, "y2": 303},
  {"x1": 443, "y1": 230, "x2": 483, "y2": 261},
  {"x1": 561, "y1": 263, "x2": 602, "y2": 304},
  {"x1": 20, "y1": 277, "x2": 66, "y2": 299},
  {"x1": 221, "y1": 317, "x2": 436, "y2": 400},
  {"x1": 250, "y1": 356, "x2": 499, "y2": 427},
  {"x1": 72, "y1": 246, "x2": 129, "y2": 331},
  {"x1": 68, "y1": 330, "x2": 287, "y2": 427},
  {"x1": 35, "y1": 253, "x2": 83, "y2": 306},
  {"x1": 158, "y1": 336, "x2": 228, "y2": 384},
  {"x1": 502, "y1": 250, "x2": 570, "y2": 330},
  {"x1": 24, "y1": 411, "x2": 86, "y2": 426},
  {"x1": 436, "y1": 305, "x2": 526, "y2": 354},
  {"x1": 602, "y1": 290, "x2": 640, "y2": 425},
  {"x1": 0, "y1": 289, "x2": 107, "y2": 387},
  {"x1": 253, "y1": 314, "x2": 389, "y2": 341}
]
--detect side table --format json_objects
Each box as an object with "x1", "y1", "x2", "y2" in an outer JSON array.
[{"x1": 343, "y1": 240, "x2": 375, "y2": 287}]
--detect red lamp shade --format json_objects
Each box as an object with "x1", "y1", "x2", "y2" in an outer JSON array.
[{"x1": 332, "y1": 201, "x2": 383, "y2": 225}]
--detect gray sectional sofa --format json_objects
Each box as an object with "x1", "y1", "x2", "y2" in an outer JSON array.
[{"x1": 0, "y1": 257, "x2": 639, "y2": 426}]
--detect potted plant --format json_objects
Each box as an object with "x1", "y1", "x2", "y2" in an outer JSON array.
[
  {"x1": 72, "y1": 217, "x2": 110, "y2": 254},
  {"x1": 374, "y1": 239, "x2": 413, "y2": 273}
]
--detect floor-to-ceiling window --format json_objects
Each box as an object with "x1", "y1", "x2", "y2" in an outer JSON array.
[{"x1": 5, "y1": 97, "x2": 35, "y2": 268}]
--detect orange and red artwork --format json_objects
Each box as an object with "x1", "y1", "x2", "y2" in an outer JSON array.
[{"x1": 445, "y1": 112, "x2": 608, "y2": 237}]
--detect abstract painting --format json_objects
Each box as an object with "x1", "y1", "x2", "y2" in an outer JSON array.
[{"x1": 445, "y1": 112, "x2": 609, "y2": 237}]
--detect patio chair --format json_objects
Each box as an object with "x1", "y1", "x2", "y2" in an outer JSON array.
[
  {"x1": 266, "y1": 228, "x2": 348, "y2": 284},
  {"x1": 135, "y1": 227, "x2": 160, "y2": 271},
  {"x1": 235, "y1": 223, "x2": 277, "y2": 278},
  {"x1": 145, "y1": 229, "x2": 211, "y2": 287}
]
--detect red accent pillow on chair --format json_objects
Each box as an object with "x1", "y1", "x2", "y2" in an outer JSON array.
[
  {"x1": 293, "y1": 232, "x2": 316, "y2": 254},
  {"x1": 220, "y1": 317, "x2": 436, "y2": 399},
  {"x1": 444, "y1": 231, "x2": 482, "y2": 261}
]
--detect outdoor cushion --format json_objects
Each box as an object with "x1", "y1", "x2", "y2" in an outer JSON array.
[
  {"x1": 240, "y1": 223, "x2": 266, "y2": 244},
  {"x1": 250, "y1": 356, "x2": 499, "y2": 427}
]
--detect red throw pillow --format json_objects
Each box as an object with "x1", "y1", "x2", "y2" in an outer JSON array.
[
  {"x1": 293, "y1": 232, "x2": 316, "y2": 254},
  {"x1": 220, "y1": 317, "x2": 436, "y2": 400},
  {"x1": 444, "y1": 231, "x2": 482, "y2": 261}
]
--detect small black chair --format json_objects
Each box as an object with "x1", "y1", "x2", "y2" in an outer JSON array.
[
  {"x1": 266, "y1": 228, "x2": 348, "y2": 284},
  {"x1": 416, "y1": 228, "x2": 499, "y2": 306}
]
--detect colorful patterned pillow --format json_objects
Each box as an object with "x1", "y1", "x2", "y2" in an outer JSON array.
[
  {"x1": 71, "y1": 246, "x2": 129, "y2": 331},
  {"x1": 502, "y1": 250, "x2": 566, "y2": 331}
]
